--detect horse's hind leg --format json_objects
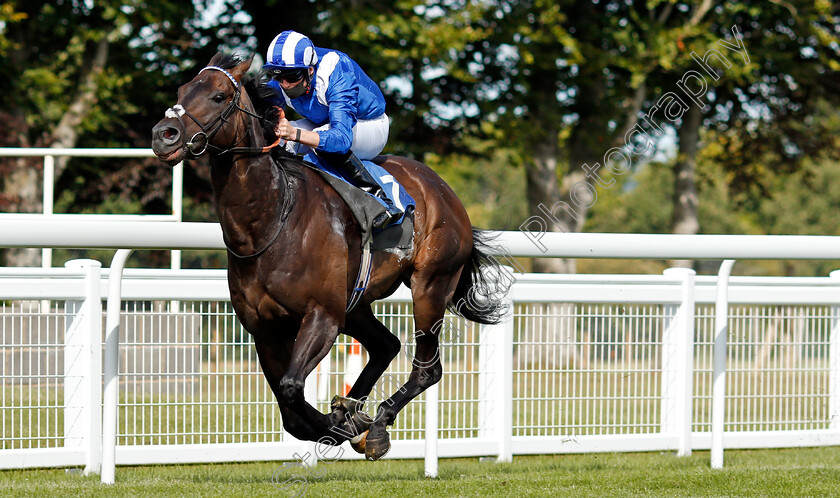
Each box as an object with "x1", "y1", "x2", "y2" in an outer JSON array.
[
  {"x1": 363, "y1": 273, "x2": 459, "y2": 460},
  {"x1": 341, "y1": 307, "x2": 402, "y2": 401},
  {"x1": 328, "y1": 306, "x2": 402, "y2": 449}
]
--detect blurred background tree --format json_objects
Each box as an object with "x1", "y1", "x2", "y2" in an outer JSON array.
[
  {"x1": 1, "y1": 0, "x2": 838, "y2": 275},
  {"x1": 0, "y1": 0, "x2": 250, "y2": 266}
]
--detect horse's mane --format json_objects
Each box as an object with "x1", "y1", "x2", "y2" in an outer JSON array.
[
  {"x1": 241, "y1": 73, "x2": 281, "y2": 143},
  {"x1": 214, "y1": 54, "x2": 244, "y2": 71}
]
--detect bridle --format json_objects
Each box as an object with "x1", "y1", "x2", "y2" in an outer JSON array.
[
  {"x1": 165, "y1": 64, "x2": 292, "y2": 259},
  {"x1": 164, "y1": 65, "x2": 281, "y2": 157}
]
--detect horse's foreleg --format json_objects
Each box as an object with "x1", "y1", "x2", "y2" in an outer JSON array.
[
  {"x1": 276, "y1": 306, "x2": 354, "y2": 443},
  {"x1": 253, "y1": 335, "x2": 326, "y2": 442}
]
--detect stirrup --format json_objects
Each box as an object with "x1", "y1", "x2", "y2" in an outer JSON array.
[{"x1": 372, "y1": 210, "x2": 402, "y2": 231}]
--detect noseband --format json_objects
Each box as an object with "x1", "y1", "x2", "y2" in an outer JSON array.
[{"x1": 164, "y1": 65, "x2": 280, "y2": 157}]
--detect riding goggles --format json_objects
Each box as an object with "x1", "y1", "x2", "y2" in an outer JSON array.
[{"x1": 268, "y1": 68, "x2": 307, "y2": 83}]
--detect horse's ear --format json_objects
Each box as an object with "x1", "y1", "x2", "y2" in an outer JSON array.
[
  {"x1": 230, "y1": 54, "x2": 254, "y2": 81},
  {"x1": 208, "y1": 52, "x2": 224, "y2": 66}
]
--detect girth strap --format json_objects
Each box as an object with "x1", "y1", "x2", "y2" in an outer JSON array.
[{"x1": 346, "y1": 240, "x2": 373, "y2": 313}]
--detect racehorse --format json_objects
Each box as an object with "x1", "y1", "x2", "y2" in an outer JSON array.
[{"x1": 151, "y1": 53, "x2": 508, "y2": 460}]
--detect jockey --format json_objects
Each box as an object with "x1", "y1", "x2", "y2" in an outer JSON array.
[{"x1": 263, "y1": 30, "x2": 402, "y2": 231}]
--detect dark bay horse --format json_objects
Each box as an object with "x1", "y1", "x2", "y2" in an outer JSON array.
[{"x1": 151, "y1": 53, "x2": 507, "y2": 460}]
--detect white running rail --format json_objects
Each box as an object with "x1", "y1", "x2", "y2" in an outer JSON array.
[{"x1": 1, "y1": 223, "x2": 839, "y2": 485}]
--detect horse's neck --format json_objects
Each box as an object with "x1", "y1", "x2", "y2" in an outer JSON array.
[
  {"x1": 210, "y1": 142, "x2": 287, "y2": 253},
  {"x1": 212, "y1": 105, "x2": 278, "y2": 210},
  {"x1": 214, "y1": 151, "x2": 281, "y2": 194}
]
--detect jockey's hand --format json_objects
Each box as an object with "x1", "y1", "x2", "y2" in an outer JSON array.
[
  {"x1": 274, "y1": 114, "x2": 294, "y2": 141},
  {"x1": 273, "y1": 108, "x2": 317, "y2": 147},
  {"x1": 275, "y1": 118, "x2": 306, "y2": 144},
  {"x1": 271, "y1": 108, "x2": 293, "y2": 142}
]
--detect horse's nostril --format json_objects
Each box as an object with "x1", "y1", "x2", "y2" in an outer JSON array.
[{"x1": 155, "y1": 125, "x2": 180, "y2": 143}]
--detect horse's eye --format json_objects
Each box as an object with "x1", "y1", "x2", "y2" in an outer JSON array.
[{"x1": 213, "y1": 93, "x2": 226, "y2": 103}]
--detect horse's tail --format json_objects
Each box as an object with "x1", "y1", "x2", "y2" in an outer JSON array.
[{"x1": 447, "y1": 228, "x2": 513, "y2": 325}]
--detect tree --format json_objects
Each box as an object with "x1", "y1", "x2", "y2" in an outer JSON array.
[
  {"x1": 670, "y1": 0, "x2": 840, "y2": 255},
  {"x1": 703, "y1": 1, "x2": 840, "y2": 195},
  {"x1": 418, "y1": 1, "x2": 742, "y2": 273},
  {"x1": 0, "y1": 0, "x2": 251, "y2": 266}
]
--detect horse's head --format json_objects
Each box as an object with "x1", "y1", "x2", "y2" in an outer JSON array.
[{"x1": 152, "y1": 53, "x2": 254, "y2": 166}]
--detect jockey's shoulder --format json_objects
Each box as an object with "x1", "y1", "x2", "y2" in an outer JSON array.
[{"x1": 314, "y1": 51, "x2": 355, "y2": 85}]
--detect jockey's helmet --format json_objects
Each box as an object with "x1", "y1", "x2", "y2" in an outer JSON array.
[{"x1": 264, "y1": 31, "x2": 318, "y2": 71}]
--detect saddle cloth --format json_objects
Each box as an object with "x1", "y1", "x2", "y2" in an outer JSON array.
[{"x1": 302, "y1": 153, "x2": 415, "y2": 251}]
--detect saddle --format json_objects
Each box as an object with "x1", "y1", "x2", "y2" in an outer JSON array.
[
  {"x1": 300, "y1": 155, "x2": 415, "y2": 252},
  {"x1": 297, "y1": 155, "x2": 415, "y2": 313}
]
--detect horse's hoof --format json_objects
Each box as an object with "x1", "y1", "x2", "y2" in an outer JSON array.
[
  {"x1": 350, "y1": 431, "x2": 368, "y2": 454},
  {"x1": 364, "y1": 433, "x2": 391, "y2": 461},
  {"x1": 331, "y1": 395, "x2": 363, "y2": 412},
  {"x1": 330, "y1": 395, "x2": 373, "y2": 435}
]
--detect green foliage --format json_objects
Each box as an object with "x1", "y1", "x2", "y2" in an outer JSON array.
[
  {"x1": 582, "y1": 161, "x2": 676, "y2": 274},
  {"x1": 426, "y1": 143, "x2": 527, "y2": 230},
  {"x1": 583, "y1": 150, "x2": 840, "y2": 276},
  {"x1": 0, "y1": 0, "x2": 251, "y2": 267},
  {"x1": 587, "y1": 162, "x2": 674, "y2": 235}
]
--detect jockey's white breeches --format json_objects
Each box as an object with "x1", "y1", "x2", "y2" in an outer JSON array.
[{"x1": 287, "y1": 113, "x2": 390, "y2": 160}]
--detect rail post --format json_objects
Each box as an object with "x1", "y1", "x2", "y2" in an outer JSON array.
[
  {"x1": 41, "y1": 154, "x2": 54, "y2": 270},
  {"x1": 63, "y1": 259, "x2": 103, "y2": 475},
  {"x1": 711, "y1": 260, "x2": 736, "y2": 469},
  {"x1": 478, "y1": 291, "x2": 514, "y2": 463},
  {"x1": 829, "y1": 271, "x2": 840, "y2": 431},
  {"x1": 101, "y1": 249, "x2": 133, "y2": 484},
  {"x1": 424, "y1": 382, "x2": 439, "y2": 477},
  {"x1": 661, "y1": 268, "x2": 696, "y2": 456}
]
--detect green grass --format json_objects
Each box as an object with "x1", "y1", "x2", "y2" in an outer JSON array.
[{"x1": 2, "y1": 448, "x2": 840, "y2": 497}]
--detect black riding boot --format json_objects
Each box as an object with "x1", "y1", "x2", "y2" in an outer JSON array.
[{"x1": 324, "y1": 152, "x2": 404, "y2": 231}]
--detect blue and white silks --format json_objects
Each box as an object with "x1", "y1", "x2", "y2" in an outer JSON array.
[
  {"x1": 265, "y1": 46, "x2": 414, "y2": 225},
  {"x1": 305, "y1": 152, "x2": 415, "y2": 227}
]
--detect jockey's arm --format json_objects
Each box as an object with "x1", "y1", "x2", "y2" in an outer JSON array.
[
  {"x1": 277, "y1": 58, "x2": 360, "y2": 154},
  {"x1": 313, "y1": 66, "x2": 358, "y2": 154},
  {"x1": 273, "y1": 87, "x2": 357, "y2": 154}
]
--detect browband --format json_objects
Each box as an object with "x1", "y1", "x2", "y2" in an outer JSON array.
[{"x1": 199, "y1": 65, "x2": 240, "y2": 89}]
